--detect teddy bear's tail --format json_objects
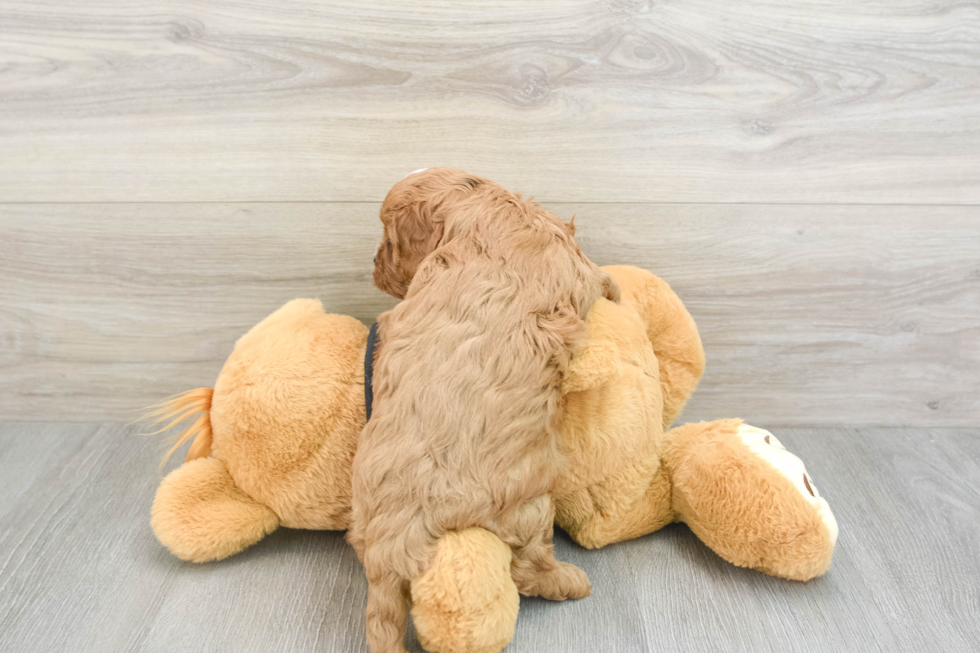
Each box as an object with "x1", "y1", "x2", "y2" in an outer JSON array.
[
  {"x1": 146, "y1": 387, "x2": 281, "y2": 562},
  {"x1": 410, "y1": 528, "x2": 520, "y2": 653},
  {"x1": 143, "y1": 387, "x2": 214, "y2": 466}
]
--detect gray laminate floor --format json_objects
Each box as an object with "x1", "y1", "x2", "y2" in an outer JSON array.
[{"x1": 1, "y1": 423, "x2": 977, "y2": 653}]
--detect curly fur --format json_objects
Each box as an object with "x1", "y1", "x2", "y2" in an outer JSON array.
[{"x1": 349, "y1": 168, "x2": 619, "y2": 653}]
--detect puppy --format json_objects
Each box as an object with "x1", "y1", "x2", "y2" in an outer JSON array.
[{"x1": 348, "y1": 168, "x2": 619, "y2": 653}]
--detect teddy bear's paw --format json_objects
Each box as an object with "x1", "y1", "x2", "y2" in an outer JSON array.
[{"x1": 735, "y1": 424, "x2": 839, "y2": 545}]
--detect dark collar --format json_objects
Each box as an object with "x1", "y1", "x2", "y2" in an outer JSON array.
[{"x1": 364, "y1": 322, "x2": 379, "y2": 420}]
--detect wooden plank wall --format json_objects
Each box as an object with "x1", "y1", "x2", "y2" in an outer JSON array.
[{"x1": 1, "y1": 1, "x2": 978, "y2": 425}]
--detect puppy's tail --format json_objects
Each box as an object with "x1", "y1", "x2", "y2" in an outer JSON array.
[
  {"x1": 410, "y1": 528, "x2": 519, "y2": 653},
  {"x1": 142, "y1": 388, "x2": 214, "y2": 467}
]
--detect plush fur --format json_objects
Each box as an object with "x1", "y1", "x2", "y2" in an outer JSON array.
[
  {"x1": 152, "y1": 456, "x2": 278, "y2": 562},
  {"x1": 351, "y1": 169, "x2": 617, "y2": 652},
  {"x1": 410, "y1": 528, "x2": 519, "y2": 653},
  {"x1": 149, "y1": 266, "x2": 838, "y2": 653},
  {"x1": 664, "y1": 419, "x2": 836, "y2": 581},
  {"x1": 151, "y1": 298, "x2": 367, "y2": 549}
]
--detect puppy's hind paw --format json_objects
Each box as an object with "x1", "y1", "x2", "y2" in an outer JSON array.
[{"x1": 534, "y1": 562, "x2": 592, "y2": 601}]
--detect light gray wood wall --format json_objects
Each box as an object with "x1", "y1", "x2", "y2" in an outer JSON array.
[
  {"x1": 2, "y1": 0, "x2": 979, "y2": 204},
  {"x1": 2, "y1": 203, "x2": 977, "y2": 425},
  {"x1": 1, "y1": 1, "x2": 978, "y2": 425}
]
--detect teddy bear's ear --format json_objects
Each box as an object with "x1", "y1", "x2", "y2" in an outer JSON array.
[
  {"x1": 151, "y1": 457, "x2": 279, "y2": 562},
  {"x1": 564, "y1": 339, "x2": 623, "y2": 395}
]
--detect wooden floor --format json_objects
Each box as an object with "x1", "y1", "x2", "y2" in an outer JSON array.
[
  {"x1": 0, "y1": 422, "x2": 977, "y2": 653},
  {"x1": 2, "y1": 1, "x2": 979, "y2": 652}
]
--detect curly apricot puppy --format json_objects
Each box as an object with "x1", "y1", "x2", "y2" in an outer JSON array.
[{"x1": 348, "y1": 168, "x2": 619, "y2": 653}]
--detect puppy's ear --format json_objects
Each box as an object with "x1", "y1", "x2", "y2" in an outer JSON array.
[
  {"x1": 390, "y1": 200, "x2": 445, "y2": 268},
  {"x1": 601, "y1": 271, "x2": 621, "y2": 303},
  {"x1": 564, "y1": 216, "x2": 576, "y2": 237}
]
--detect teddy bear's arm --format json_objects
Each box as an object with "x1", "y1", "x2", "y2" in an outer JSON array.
[{"x1": 602, "y1": 266, "x2": 705, "y2": 427}]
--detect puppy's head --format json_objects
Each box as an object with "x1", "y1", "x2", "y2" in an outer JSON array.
[{"x1": 374, "y1": 167, "x2": 486, "y2": 298}]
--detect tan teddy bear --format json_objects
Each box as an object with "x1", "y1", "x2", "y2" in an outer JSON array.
[{"x1": 150, "y1": 265, "x2": 837, "y2": 653}]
